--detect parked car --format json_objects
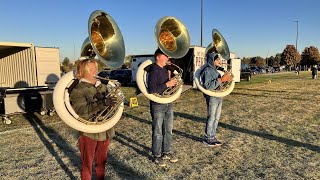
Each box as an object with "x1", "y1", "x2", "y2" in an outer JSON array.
[
  {"x1": 250, "y1": 67, "x2": 259, "y2": 74},
  {"x1": 257, "y1": 67, "x2": 267, "y2": 74},
  {"x1": 109, "y1": 69, "x2": 132, "y2": 84},
  {"x1": 97, "y1": 70, "x2": 111, "y2": 79},
  {"x1": 265, "y1": 66, "x2": 275, "y2": 73},
  {"x1": 240, "y1": 63, "x2": 252, "y2": 81}
]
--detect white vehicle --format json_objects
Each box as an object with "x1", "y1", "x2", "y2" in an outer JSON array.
[{"x1": 131, "y1": 45, "x2": 240, "y2": 88}]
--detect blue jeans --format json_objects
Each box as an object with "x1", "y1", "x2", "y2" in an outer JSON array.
[
  {"x1": 150, "y1": 103, "x2": 174, "y2": 157},
  {"x1": 205, "y1": 96, "x2": 222, "y2": 140}
]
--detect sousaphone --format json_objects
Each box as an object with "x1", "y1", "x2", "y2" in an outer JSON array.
[
  {"x1": 53, "y1": 10, "x2": 125, "y2": 133},
  {"x1": 194, "y1": 29, "x2": 235, "y2": 97},
  {"x1": 136, "y1": 16, "x2": 190, "y2": 103}
]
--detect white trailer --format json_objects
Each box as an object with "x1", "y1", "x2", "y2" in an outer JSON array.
[
  {"x1": 131, "y1": 54, "x2": 154, "y2": 82},
  {"x1": 0, "y1": 42, "x2": 60, "y2": 123},
  {"x1": 131, "y1": 45, "x2": 241, "y2": 88}
]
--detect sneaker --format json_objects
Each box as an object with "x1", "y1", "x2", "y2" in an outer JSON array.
[
  {"x1": 203, "y1": 139, "x2": 222, "y2": 147},
  {"x1": 213, "y1": 137, "x2": 223, "y2": 147},
  {"x1": 162, "y1": 153, "x2": 178, "y2": 163},
  {"x1": 154, "y1": 156, "x2": 166, "y2": 167}
]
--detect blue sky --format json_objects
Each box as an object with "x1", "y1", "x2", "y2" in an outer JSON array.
[{"x1": 0, "y1": 0, "x2": 319, "y2": 61}]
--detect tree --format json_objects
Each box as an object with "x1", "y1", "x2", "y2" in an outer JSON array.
[
  {"x1": 273, "y1": 53, "x2": 282, "y2": 67},
  {"x1": 281, "y1": 45, "x2": 300, "y2": 68},
  {"x1": 61, "y1": 57, "x2": 73, "y2": 73},
  {"x1": 301, "y1": 46, "x2": 320, "y2": 66},
  {"x1": 255, "y1": 56, "x2": 266, "y2": 67},
  {"x1": 62, "y1": 57, "x2": 70, "y2": 67},
  {"x1": 266, "y1": 56, "x2": 275, "y2": 66},
  {"x1": 241, "y1": 57, "x2": 251, "y2": 65}
]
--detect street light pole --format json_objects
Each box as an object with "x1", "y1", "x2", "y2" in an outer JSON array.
[
  {"x1": 200, "y1": 0, "x2": 203, "y2": 47},
  {"x1": 294, "y1": 20, "x2": 299, "y2": 70},
  {"x1": 294, "y1": 20, "x2": 298, "y2": 51}
]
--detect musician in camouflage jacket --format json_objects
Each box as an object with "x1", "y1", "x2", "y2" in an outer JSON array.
[{"x1": 70, "y1": 59, "x2": 116, "y2": 180}]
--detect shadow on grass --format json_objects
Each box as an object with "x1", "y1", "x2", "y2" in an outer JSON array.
[
  {"x1": 123, "y1": 112, "x2": 202, "y2": 142},
  {"x1": 24, "y1": 113, "x2": 79, "y2": 180},
  {"x1": 114, "y1": 131, "x2": 151, "y2": 160},
  {"x1": 231, "y1": 92, "x2": 317, "y2": 101},
  {"x1": 235, "y1": 87, "x2": 287, "y2": 93},
  {"x1": 24, "y1": 113, "x2": 147, "y2": 179},
  {"x1": 233, "y1": 87, "x2": 320, "y2": 101},
  {"x1": 175, "y1": 112, "x2": 320, "y2": 153},
  {"x1": 107, "y1": 152, "x2": 147, "y2": 179}
]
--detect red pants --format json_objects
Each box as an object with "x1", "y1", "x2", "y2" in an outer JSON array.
[{"x1": 79, "y1": 135, "x2": 110, "y2": 180}]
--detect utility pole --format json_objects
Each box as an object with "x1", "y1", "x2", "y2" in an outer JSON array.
[
  {"x1": 294, "y1": 20, "x2": 299, "y2": 70},
  {"x1": 200, "y1": 0, "x2": 203, "y2": 47},
  {"x1": 294, "y1": 20, "x2": 299, "y2": 51}
]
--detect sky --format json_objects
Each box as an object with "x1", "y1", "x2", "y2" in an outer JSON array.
[{"x1": 0, "y1": 0, "x2": 319, "y2": 62}]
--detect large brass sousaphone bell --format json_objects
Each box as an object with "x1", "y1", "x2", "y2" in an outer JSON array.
[
  {"x1": 136, "y1": 16, "x2": 190, "y2": 104},
  {"x1": 205, "y1": 29, "x2": 230, "y2": 60},
  {"x1": 81, "y1": 10, "x2": 125, "y2": 67},
  {"x1": 194, "y1": 29, "x2": 235, "y2": 97},
  {"x1": 155, "y1": 16, "x2": 190, "y2": 58},
  {"x1": 53, "y1": 10, "x2": 125, "y2": 133}
]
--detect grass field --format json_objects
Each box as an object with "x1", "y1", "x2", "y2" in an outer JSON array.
[{"x1": 0, "y1": 71, "x2": 319, "y2": 179}]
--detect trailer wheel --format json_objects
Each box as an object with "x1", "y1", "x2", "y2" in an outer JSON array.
[
  {"x1": 48, "y1": 110, "x2": 55, "y2": 116},
  {"x1": 3, "y1": 117, "x2": 12, "y2": 125},
  {"x1": 40, "y1": 110, "x2": 47, "y2": 116}
]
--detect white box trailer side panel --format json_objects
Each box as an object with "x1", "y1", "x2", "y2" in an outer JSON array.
[
  {"x1": 192, "y1": 46, "x2": 206, "y2": 88},
  {"x1": 131, "y1": 55, "x2": 154, "y2": 82},
  {"x1": 231, "y1": 59, "x2": 241, "y2": 82},
  {"x1": 0, "y1": 45, "x2": 37, "y2": 88},
  {"x1": 191, "y1": 47, "x2": 240, "y2": 87},
  {"x1": 35, "y1": 47, "x2": 61, "y2": 86}
]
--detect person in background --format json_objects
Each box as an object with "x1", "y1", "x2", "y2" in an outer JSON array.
[
  {"x1": 311, "y1": 65, "x2": 318, "y2": 79},
  {"x1": 295, "y1": 66, "x2": 300, "y2": 75},
  {"x1": 70, "y1": 59, "x2": 117, "y2": 180},
  {"x1": 200, "y1": 53, "x2": 232, "y2": 147},
  {"x1": 147, "y1": 48, "x2": 179, "y2": 167}
]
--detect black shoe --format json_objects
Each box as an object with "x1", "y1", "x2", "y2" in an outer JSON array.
[
  {"x1": 203, "y1": 139, "x2": 222, "y2": 147},
  {"x1": 203, "y1": 139, "x2": 217, "y2": 147},
  {"x1": 213, "y1": 137, "x2": 223, "y2": 146},
  {"x1": 162, "y1": 153, "x2": 178, "y2": 163},
  {"x1": 154, "y1": 156, "x2": 166, "y2": 167}
]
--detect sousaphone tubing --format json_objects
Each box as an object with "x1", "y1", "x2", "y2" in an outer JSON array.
[
  {"x1": 194, "y1": 29, "x2": 235, "y2": 97},
  {"x1": 53, "y1": 10, "x2": 125, "y2": 133},
  {"x1": 136, "y1": 16, "x2": 190, "y2": 103}
]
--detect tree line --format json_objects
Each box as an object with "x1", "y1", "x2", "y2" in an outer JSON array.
[
  {"x1": 61, "y1": 45, "x2": 320, "y2": 73},
  {"x1": 241, "y1": 45, "x2": 320, "y2": 69}
]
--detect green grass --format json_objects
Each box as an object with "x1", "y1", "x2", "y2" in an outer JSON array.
[{"x1": 0, "y1": 71, "x2": 319, "y2": 179}]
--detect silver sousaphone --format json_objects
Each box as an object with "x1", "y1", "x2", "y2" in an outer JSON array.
[
  {"x1": 194, "y1": 29, "x2": 235, "y2": 97},
  {"x1": 53, "y1": 10, "x2": 125, "y2": 133},
  {"x1": 136, "y1": 16, "x2": 190, "y2": 103}
]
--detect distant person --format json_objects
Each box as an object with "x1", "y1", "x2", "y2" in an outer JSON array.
[
  {"x1": 200, "y1": 53, "x2": 232, "y2": 147},
  {"x1": 70, "y1": 59, "x2": 117, "y2": 180},
  {"x1": 312, "y1": 65, "x2": 318, "y2": 79},
  {"x1": 295, "y1": 66, "x2": 300, "y2": 75},
  {"x1": 147, "y1": 48, "x2": 178, "y2": 167}
]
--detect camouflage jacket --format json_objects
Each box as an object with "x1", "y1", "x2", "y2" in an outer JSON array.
[{"x1": 70, "y1": 79, "x2": 115, "y2": 141}]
